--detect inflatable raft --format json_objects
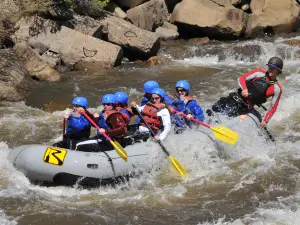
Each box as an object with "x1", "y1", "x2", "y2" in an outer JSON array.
[
  {"x1": 7, "y1": 132, "x2": 153, "y2": 186},
  {"x1": 7, "y1": 111, "x2": 267, "y2": 187}
]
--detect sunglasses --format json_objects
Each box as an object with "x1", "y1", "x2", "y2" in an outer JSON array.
[
  {"x1": 103, "y1": 103, "x2": 113, "y2": 106},
  {"x1": 176, "y1": 88, "x2": 186, "y2": 92},
  {"x1": 152, "y1": 97, "x2": 161, "y2": 100}
]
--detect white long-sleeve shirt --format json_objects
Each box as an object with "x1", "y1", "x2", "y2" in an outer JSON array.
[{"x1": 136, "y1": 105, "x2": 171, "y2": 141}]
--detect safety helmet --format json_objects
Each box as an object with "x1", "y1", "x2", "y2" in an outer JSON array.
[
  {"x1": 175, "y1": 80, "x2": 190, "y2": 92},
  {"x1": 267, "y1": 57, "x2": 283, "y2": 73},
  {"x1": 102, "y1": 94, "x2": 117, "y2": 105},
  {"x1": 151, "y1": 88, "x2": 166, "y2": 100},
  {"x1": 144, "y1": 80, "x2": 159, "y2": 93},
  {"x1": 72, "y1": 96, "x2": 88, "y2": 108},
  {"x1": 115, "y1": 92, "x2": 129, "y2": 105}
]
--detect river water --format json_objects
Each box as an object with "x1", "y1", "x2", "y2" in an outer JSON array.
[{"x1": 0, "y1": 35, "x2": 300, "y2": 224}]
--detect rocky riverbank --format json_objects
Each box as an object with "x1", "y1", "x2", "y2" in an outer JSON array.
[{"x1": 0, "y1": 0, "x2": 299, "y2": 102}]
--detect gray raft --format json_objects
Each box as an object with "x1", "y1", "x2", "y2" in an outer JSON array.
[
  {"x1": 7, "y1": 140, "x2": 154, "y2": 186},
  {"x1": 7, "y1": 112, "x2": 265, "y2": 186}
]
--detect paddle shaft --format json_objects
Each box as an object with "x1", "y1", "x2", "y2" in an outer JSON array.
[
  {"x1": 80, "y1": 110, "x2": 113, "y2": 142},
  {"x1": 62, "y1": 118, "x2": 66, "y2": 136},
  {"x1": 170, "y1": 108, "x2": 211, "y2": 129},
  {"x1": 256, "y1": 104, "x2": 275, "y2": 142},
  {"x1": 134, "y1": 106, "x2": 170, "y2": 157}
]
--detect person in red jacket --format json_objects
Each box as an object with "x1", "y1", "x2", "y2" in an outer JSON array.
[{"x1": 208, "y1": 57, "x2": 283, "y2": 128}]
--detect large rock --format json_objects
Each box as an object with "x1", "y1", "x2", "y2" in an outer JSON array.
[
  {"x1": 246, "y1": 0, "x2": 300, "y2": 37},
  {"x1": 126, "y1": 0, "x2": 168, "y2": 31},
  {"x1": 13, "y1": 16, "x2": 123, "y2": 69},
  {"x1": 155, "y1": 27, "x2": 179, "y2": 40},
  {"x1": 170, "y1": 0, "x2": 245, "y2": 39},
  {"x1": 97, "y1": 15, "x2": 160, "y2": 60},
  {"x1": 114, "y1": 0, "x2": 149, "y2": 9},
  {"x1": 13, "y1": 42, "x2": 61, "y2": 81},
  {"x1": 0, "y1": 49, "x2": 30, "y2": 101}
]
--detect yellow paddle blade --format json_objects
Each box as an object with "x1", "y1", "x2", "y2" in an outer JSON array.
[
  {"x1": 111, "y1": 141, "x2": 128, "y2": 162},
  {"x1": 211, "y1": 126, "x2": 239, "y2": 145},
  {"x1": 169, "y1": 156, "x2": 187, "y2": 176}
]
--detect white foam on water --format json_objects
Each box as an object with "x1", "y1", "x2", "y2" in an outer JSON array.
[{"x1": 0, "y1": 210, "x2": 18, "y2": 225}]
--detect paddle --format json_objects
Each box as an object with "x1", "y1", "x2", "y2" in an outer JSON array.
[
  {"x1": 62, "y1": 118, "x2": 66, "y2": 136},
  {"x1": 80, "y1": 110, "x2": 128, "y2": 162},
  {"x1": 133, "y1": 105, "x2": 187, "y2": 176},
  {"x1": 253, "y1": 104, "x2": 275, "y2": 143},
  {"x1": 170, "y1": 107, "x2": 239, "y2": 145}
]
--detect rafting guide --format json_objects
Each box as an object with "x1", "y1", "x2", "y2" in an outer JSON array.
[{"x1": 207, "y1": 57, "x2": 283, "y2": 129}]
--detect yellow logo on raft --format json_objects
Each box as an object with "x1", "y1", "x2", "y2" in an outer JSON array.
[{"x1": 43, "y1": 147, "x2": 67, "y2": 166}]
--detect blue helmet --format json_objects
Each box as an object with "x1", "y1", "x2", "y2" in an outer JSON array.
[
  {"x1": 176, "y1": 80, "x2": 190, "y2": 92},
  {"x1": 72, "y1": 96, "x2": 88, "y2": 108},
  {"x1": 102, "y1": 94, "x2": 117, "y2": 105},
  {"x1": 115, "y1": 92, "x2": 129, "y2": 105},
  {"x1": 144, "y1": 80, "x2": 159, "y2": 93},
  {"x1": 151, "y1": 88, "x2": 166, "y2": 100}
]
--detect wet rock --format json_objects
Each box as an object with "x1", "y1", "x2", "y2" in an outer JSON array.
[
  {"x1": 155, "y1": 27, "x2": 179, "y2": 40},
  {"x1": 0, "y1": 49, "x2": 30, "y2": 101},
  {"x1": 13, "y1": 42, "x2": 61, "y2": 81},
  {"x1": 97, "y1": 14, "x2": 160, "y2": 60},
  {"x1": 145, "y1": 56, "x2": 171, "y2": 66},
  {"x1": 170, "y1": 0, "x2": 245, "y2": 39},
  {"x1": 114, "y1": 0, "x2": 149, "y2": 9},
  {"x1": 281, "y1": 39, "x2": 300, "y2": 47},
  {"x1": 126, "y1": 0, "x2": 168, "y2": 31},
  {"x1": 246, "y1": 0, "x2": 300, "y2": 38},
  {"x1": 187, "y1": 37, "x2": 210, "y2": 45}
]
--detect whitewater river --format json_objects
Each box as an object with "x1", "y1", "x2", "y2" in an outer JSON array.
[{"x1": 0, "y1": 36, "x2": 300, "y2": 224}]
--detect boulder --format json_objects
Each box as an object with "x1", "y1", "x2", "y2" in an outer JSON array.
[
  {"x1": 155, "y1": 27, "x2": 179, "y2": 40},
  {"x1": 126, "y1": 0, "x2": 168, "y2": 31},
  {"x1": 97, "y1": 15, "x2": 160, "y2": 60},
  {"x1": 170, "y1": 0, "x2": 245, "y2": 39},
  {"x1": 114, "y1": 0, "x2": 149, "y2": 9},
  {"x1": 250, "y1": 0, "x2": 264, "y2": 14},
  {"x1": 0, "y1": 49, "x2": 30, "y2": 101},
  {"x1": 246, "y1": 0, "x2": 300, "y2": 37},
  {"x1": 71, "y1": 15, "x2": 105, "y2": 38},
  {"x1": 13, "y1": 16, "x2": 123, "y2": 69},
  {"x1": 13, "y1": 42, "x2": 61, "y2": 81}
]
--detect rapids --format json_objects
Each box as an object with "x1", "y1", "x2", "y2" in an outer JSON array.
[{"x1": 0, "y1": 36, "x2": 300, "y2": 224}]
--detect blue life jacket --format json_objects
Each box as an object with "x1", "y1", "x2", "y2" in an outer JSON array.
[
  {"x1": 66, "y1": 114, "x2": 91, "y2": 139},
  {"x1": 171, "y1": 97, "x2": 205, "y2": 127}
]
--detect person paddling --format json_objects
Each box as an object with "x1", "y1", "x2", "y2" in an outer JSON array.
[
  {"x1": 63, "y1": 96, "x2": 91, "y2": 149},
  {"x1": 208, "y1": 57, "x2": 283, "y2": 128},
  {"x1": 131, "y1": 88, "x2": 171, "y2": 141},
  {"x1": 169, "y1": 80, "x2": 205, "y2": 133},
  {"x1": 115, "y1": 92, "x2": 134, "y2": 124},
  {"x1": 92, "y1": 94, "x2": 129, "y2": 145}
]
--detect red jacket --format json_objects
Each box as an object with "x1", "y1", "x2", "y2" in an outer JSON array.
[{"x1": 238, "y1": 68, "x2": 282, "y2": 123}]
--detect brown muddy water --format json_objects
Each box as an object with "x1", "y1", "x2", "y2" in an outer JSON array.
[{"x1": 1, "y1": 37, "x2": 300, "y2": 225}]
